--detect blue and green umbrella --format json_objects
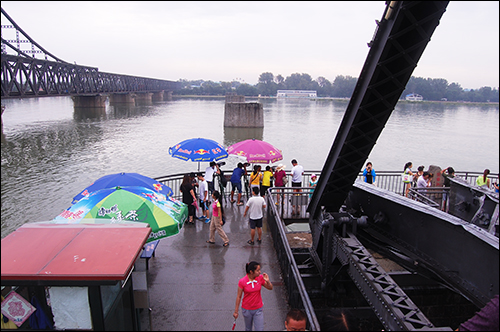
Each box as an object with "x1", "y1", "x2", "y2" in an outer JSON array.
[
  {"x1": 54, "y1": 186, "x2": 188, "y2": 242},
  {"x1": 72, "y1": 172, "x2": 173, "y2": 204}
]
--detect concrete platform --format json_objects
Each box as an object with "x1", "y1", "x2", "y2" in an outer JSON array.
[{"x1": 138, "y1": 196, "x2": 289, "y2": 331}]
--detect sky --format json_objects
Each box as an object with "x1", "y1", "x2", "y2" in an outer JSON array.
[{"x1": 2, "y1": 1, "x2": 499, "y2": 89}]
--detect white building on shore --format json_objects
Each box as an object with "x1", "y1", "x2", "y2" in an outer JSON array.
[{"x1": 277, "y1": 90, "x2": 317, "y2": 98}]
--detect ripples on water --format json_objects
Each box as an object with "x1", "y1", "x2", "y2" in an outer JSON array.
[{"x1": 1, "y1": 97, "x2": 498, "y2": 237}]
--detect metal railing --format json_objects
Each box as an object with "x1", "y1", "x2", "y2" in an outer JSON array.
[
  {"x1": 266, "y1": 188, "x2": 320, "y2": 331},
  {"x1": 155, "y1": 170, "x2": 498, "y2": 201}
]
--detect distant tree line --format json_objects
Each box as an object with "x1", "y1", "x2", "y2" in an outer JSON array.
[{"x1": 176, "y1": 72, "x2": 499, "y2": 102}]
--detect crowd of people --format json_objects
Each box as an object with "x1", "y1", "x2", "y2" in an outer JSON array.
[{"x1": 179, "y1": 159, "x2": 312, "y2": 248}]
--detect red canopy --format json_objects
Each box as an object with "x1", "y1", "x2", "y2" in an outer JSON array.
[{"x1": 1, "y1": 223, "x2": 150, "y2": 282}]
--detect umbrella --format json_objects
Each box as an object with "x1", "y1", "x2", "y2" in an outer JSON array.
[
  {"x1": 226, "y1": 139, "x2": 283, "y2": 164},
  {"x1": 54, "y1": 186, "x2": 188, "y2": 242},
  {"x1": 72, "y1": 172, "x2": 173, "y2": 204},
  {"x1": 169, "y1": 137, "x2": 228, "y2": 170}
]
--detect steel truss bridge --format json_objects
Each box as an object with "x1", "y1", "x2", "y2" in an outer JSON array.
[{"x1": 1, "y1": 8, "x2": 178, "y2": 99}]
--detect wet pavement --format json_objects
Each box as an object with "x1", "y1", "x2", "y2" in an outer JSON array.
[{"x1": 138, "y1": 196, "x2": 289, "y2": 331}]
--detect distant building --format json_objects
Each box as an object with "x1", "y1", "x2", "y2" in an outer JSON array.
[
  {"x1": 405, "y1": 93, "x2": 423, "y2": 101},
  {"x1": 277, "y1": 90, "x2": 317, "y2": 98}
]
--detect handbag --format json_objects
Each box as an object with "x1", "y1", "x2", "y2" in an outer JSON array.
[
  {"x1": 401, "y1": 173, "x2": 413, "y2": 183},
  {"x1": 282, "y1": 176, "x2": 288, "y2": 185}
]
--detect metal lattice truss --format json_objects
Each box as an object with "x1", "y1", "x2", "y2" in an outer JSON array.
[
  {"x1": 1, "y1": 8, "x2": 65, "y2": 62},
  {"x1": 1, "y1": 54, "x2": 179, "y2": 98},
  {"x1": 309, "y1": 1, "x2": 450, "y2": 216},
  {"x1": 333, "y1": 232, "x2": 435, "y2": 331}
]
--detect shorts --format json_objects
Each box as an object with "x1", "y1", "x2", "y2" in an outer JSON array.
[
  {"x1": 231, "y1": 181, "x2": 242, "y2": 193},
  {"x1": 199, "y1": 199, "x2": 208, "y2": 211},
  {"x1": 249, "y1": 218, "x2": 263, "y2": 229},
  {"x1": 292, "y1": 182, "x2": 301, "y2": 187}
]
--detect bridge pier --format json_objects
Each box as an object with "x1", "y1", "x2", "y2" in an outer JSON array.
[
  {"x1": 134, "y1": 92, "x2": 153, "y2": 105},
  {"x1": 109, "y1": 93, "x2": 135, "y2": 104},
  {"x1": 224, "y1": 99, "x2": 264, "y2": 128},
  {"x1": 152, "y1": 91, "x2": 164, "y2": 102},
  {"x1": 164, "y1": 91, "x2": 173, "y2": 101},
  {"x1": 71, "y1": 95, "x2": 107, "y2": 118}
]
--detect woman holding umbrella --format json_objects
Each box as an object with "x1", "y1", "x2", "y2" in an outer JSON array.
[{"x1": 181, "y1": 174, "x2": 197, "y2": 224}]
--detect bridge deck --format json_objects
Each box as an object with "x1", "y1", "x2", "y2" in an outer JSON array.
[{"x1": 138, "y1": 197, "x2": 289, "y2": 331}]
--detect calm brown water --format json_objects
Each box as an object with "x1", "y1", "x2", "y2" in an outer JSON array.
[{"x1": 1, "y1": 96, "x2": 498, "y2": 237}]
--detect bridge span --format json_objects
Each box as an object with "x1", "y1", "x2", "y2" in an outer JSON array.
[{"x1": 1, "y1": 8, "x2": 179, "y2": 107}]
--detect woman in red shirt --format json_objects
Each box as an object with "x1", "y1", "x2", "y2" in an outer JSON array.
[{"x1": 233, "y1": 261, "x2": 273, "y2": 331}]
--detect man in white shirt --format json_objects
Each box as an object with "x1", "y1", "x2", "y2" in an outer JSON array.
[
  {"x1": 290, "y1": 159, "x2": 304, "y2": 216},
  {"x1": 205, "y1": 161, "x2": 220, "y2": 195},
  {"x1": 243, "y1": 187, "x2": 266, "y2": 245},
  {"x1": 197, "y1": 173, "x2": 210, "y2": 223}
]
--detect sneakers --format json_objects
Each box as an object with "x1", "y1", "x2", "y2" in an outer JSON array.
[
  {"x1": 204, "y1": 218, "x2": 211, "y2": 224},
  {"x1": 237, "y1": 202, "x2": 244, "y2": 206}
]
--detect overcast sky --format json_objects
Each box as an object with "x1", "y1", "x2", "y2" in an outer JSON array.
[{"x1": 2, "y1": 1, "x2": 499, "y2": 89}]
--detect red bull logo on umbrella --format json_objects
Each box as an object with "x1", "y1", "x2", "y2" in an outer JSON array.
[{"x1": 195, "y1": 149, "x2": 209, "y2": 155}]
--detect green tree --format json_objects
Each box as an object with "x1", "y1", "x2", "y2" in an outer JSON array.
[
  {"x1": 236, "y1": 83, "x2": 258, "y2": 96},
  {"x1": 332, "y1": 75, "x2": 357, "y2": 98}
]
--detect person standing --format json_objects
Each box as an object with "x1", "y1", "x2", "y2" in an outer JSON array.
[
  {"x1": 243, "y1": 187, "x2": 266, "y2": 245},
  {"x1": 309, "y1": 173, "x2": 318, "y2": 199},
  {"x1": 230, "y1": 162, "x2": 247, "y2": 206},
  {"x1": 206, "y1": 190, "x2": 229, "y2": 247},
  {"x1": 197, "y1": 173, "x2": 210, "y2": 223},
  {"x1": 291, "y1": 159, "x2": 304, "y2": 215},
  {"x1": 205, "y1": 161, "x2": 220, "y2": 195},
  {"x1": 403, "y1": 162, "x2": 415, "y2": 197},
  {"x1": 274, "y1": 164, "x2": 287, "y2": 205},
  {"x1": 180, "y1": 174, "x2": 197, "y2": 224},
  {"x1": 250, "y1": 165, "x2": 263, "y2": 195},
  {"x1": 476, "y1": 169, "x2": 491, "y2": 188},
  {"x1": 260, "y1": 166, "x2": 273, "y2": 197},
  {"x1": 362, "y1": 162, "x2": 376, "y2": 184},
  {"x1": 441, "y1": 167, "x2": 455, "y2": 211},
  {"x1": 233, "y1": 261, "x2": 273, "y2": 331}
]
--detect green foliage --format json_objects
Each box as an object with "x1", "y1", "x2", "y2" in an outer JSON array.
[{"x1": 176, "y1": 73, "x2": 498, "y2": 102}]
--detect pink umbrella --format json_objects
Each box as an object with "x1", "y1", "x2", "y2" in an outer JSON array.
[{"x1": 226, "y1": 139, "x2": 283, "y2": 164}]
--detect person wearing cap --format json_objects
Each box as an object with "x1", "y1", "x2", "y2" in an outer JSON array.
[
  {"x1": 309, "y1": 173, "x2": 318, "y2": 199},
  {"x1": 274, "y1": 164, "x2": 287, "y2": 205}
]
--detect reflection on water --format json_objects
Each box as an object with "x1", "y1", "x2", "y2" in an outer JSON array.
[
  {"x1": 223, "y1": 127, "x2": 264, "y2": 147},
  {"x1": 1, "y1": 96, "x2": 498, "y2": 237}
]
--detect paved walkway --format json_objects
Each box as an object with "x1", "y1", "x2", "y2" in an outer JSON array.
[{"x1": 139, "y1": 196, "x2": 289, "y2": 331}]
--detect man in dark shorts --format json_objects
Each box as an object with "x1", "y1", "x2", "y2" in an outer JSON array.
[
  {"x1": 230, "y1": 162, "x2": 247, "y2": 206},
  {"x1": 290, "y1": 159, "x2": 304, "y2": 215},
  {"x1": 243, "y1": 187, "x2": 266, "y2": 245}
]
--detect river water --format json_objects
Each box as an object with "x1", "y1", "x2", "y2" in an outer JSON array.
[{"x1": 1, "y1": 97, "x2": 498, "y2": 238}]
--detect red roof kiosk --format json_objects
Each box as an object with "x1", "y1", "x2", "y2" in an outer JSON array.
[{"x1": 1, "y1": 222, "x2": 151, "y2": 330}]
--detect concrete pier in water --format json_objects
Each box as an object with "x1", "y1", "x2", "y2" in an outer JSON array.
[{"x1": 224, "y1": 95, "x2": 264, "y2": 128}]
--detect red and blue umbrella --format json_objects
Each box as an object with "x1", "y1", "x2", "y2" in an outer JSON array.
[
  {"x1": 54, "y1": 186, "x2": 188, "y2": 242},
  {"x1": 169, "y1": 137, "x2": 228, "y2": 162},
  {"x1": 227, "y1": 139, "x2": 283, "y2": 164},
  {"x1": 72, "y1": 172, "x2": 173, "y2": 204},
  {"x1": 169, "y1": 137, "x2": 228, "y2": 170}
]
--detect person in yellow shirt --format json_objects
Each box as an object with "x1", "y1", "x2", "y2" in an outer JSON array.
[
  {"x1": 476, "y1": 169, "x2": 491, "y2": 188},
  {"x1": 250, "y1": 165, "x2": 263, "y2": 195},
  {"x1": 260, "y1": 166, "x2": 274, "y2": 197}
]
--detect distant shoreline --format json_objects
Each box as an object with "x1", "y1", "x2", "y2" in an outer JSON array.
[{"x1": 173, "y1": 95, "x2": 499, "y2": 105}]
